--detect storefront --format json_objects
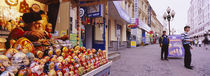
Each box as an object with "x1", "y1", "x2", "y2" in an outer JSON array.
[
  {"x1": 80, "y1": 4, "x2": 106, "y2": 50},
  {"x1": 0, "y1": 0, "x2": 111, "y2": 76},
  {"x1": 139, "y1": 19, "x2": 151, "y2": 45},
  {"x1": 108, "y1": 1, "x2": 131, "y2": 51}
]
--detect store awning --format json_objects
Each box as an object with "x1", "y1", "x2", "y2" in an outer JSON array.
[
  {"x1": 109, "y1": 1, "x2": 131, "y2": 23},
  {"x1": 138, "y1": 19, "x2": 151, "y2": 32}
]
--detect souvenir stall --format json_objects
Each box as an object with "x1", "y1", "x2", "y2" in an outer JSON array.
[{"x1": 0, "y1": 0, "x2": 111, "y2": 76}]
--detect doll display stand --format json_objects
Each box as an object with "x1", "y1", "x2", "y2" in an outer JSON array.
[{"x1": 83, "y1": 61, "x2": 112, "y2": 76}]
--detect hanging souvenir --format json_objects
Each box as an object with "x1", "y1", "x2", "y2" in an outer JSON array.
[
  {"x1": 19, "y1": 0, "x2": 29, "y2": 13},
  {"x1": 31, "y1": 4, "x2": 41, "y2": 13},
  {"x1": 0, "y1": 38, "x2": 7, "y2": 54},
  {"x1": 5, "y1": 0, "x2": 18, "y2": 6}
]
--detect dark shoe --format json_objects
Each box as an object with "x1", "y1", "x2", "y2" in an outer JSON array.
[
  {"x1": 165, "y1": 59, "x2": 168, "y2": 61},
  {"x1": 185, "y1": 66, "x2": 193, "y2": 70},
  {"x1": 190, "y1": 66, "x2": 194, "y2": 69}
]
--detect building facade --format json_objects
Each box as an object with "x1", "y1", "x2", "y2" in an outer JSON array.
[
  {"x1": 108, "y1": 0, "x2": 133, "y2": 50},
  {"x1": 187, "y1": 0, "x2": 210, "y2": 37}
]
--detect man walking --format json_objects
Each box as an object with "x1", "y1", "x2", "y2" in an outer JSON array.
[
  {"x1": 159, "y1": 31, "x2": 170, "y2": 60},
  {"x1": 181, "y1": 26, "x2": 194, "y2": 70},
  {"x1": 203, "y1": 34, "x2": 209, "y2": 50}
]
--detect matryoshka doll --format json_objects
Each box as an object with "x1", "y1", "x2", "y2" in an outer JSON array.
[
  {"x1": 50, "y1": 55, "x2": 58, "y2": 63},
  {"x1": 26, "y1": 52, "x2": 35, "y2": 62},
  {"x1": 74, "y1": 46, "x2": 80, "y2": 51},
  {"x1": 85, "y1": 55, "x2": 91, "y2": 72},
  {"x1": 48, "y1": 69, "x2": 56, "y2": 76},
  {"x1": 4, "y1": 48, "x2": 18, "y2": 59},
  {"x1": 55, "y1": 63, "x2": 63, "y2": 75},
  {"x1": 36, "y1": 51, "x2": 44, "y2": 59},
  {"x1": 44, "y1": 49, "x2": 53, "y2": 57},
  {"x1": 11, "y1": 52, "x2": 30, "y2": 66},
  {"x1": 57, "y1": 56, "x2": 64, "y2": 63},
  {"x1": 68, "y1": 48, "x2": 74, "y2": 55},
  {"x1": 44, "y1": 62, "x2": 55, "y2": 74},
  {"x1": 29, "y1": 60, "x2": 45, "y2": 76},
  {"x1": 69, "y1": 71, "x2": 74, "y2": 76},
  {"x1": 62, "y1": 47, "x2": 68, "y2": 54},
  {"x1": 55, "y1": 49, "x2": 61, "y2": 56},
  {"x1": 17, "y1": 65, "x2": 29, "y2": 76},
  {"x1": 0, "y1": 63, "x2": 5, "y2": 74},
  {"x1": 0, "y1": 55, "x2": 11, "y2": 67},
  {"x1": 61, "y1": 60, "x2": 69, "y2": 76}
]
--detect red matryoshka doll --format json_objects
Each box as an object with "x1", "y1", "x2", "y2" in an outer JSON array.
[
  {"x1": 29, "y1": 61, "x2": 45, "y2": 76},
  {"x1": 61, "y1": 60, "x2": 69, "y2": 76},
  {"x1": 43, "y1": 56, "x2": 50, "y2": 62},
  {"x1": 91, "y1": 49, "x2": 96, "y2": 54}
]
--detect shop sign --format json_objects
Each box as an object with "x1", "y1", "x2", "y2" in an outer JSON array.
[
  {"x1": 60, "y1": 31, "x2": 67, "y2": 37},
  {"x1": 134, "y1": 0, "x2": 139, "y2": 18},
  {"x1": 168, "y1": 35, "x2": 185, "y2": 57},
  {"x1": 131, "y1": 29, "x2": 137, "y2": 37},
  {"x1": 87, "y1": 5, "x2": 103, "y2": 17},
  {"x1": 70, "y1": 34, "x2": 77, "y2": 47},
  {"x1": 131, "y1": 40, "x2": 136, "y2": 47},
  {"x1": 80, "y1": 8, "x2": 85, "y2": 17}
]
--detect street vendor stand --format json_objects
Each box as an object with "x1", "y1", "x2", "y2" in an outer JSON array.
[{"x1": 168, "y1": 35, "x2": 185, "y2": 58}]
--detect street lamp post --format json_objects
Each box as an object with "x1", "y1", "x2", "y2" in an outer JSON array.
[{"x1": 163, "y1": 7, "x2": 175, "y2": 35}]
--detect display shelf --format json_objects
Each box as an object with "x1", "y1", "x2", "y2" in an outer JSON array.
[
  {"x1": 0, "y1": 30, "x2": 10, "y2": 38},
  {"x1": 83, "y1": 61, "x2": 112, "y2": 76}
]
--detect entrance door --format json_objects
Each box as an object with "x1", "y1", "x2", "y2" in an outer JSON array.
[{"x1": 85, "y1": 24, "x2": 93, "y2": 49}]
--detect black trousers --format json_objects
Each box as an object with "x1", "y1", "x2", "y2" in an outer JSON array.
[
  {"x1": 161, "y1": 44, "x2": 168, "y2": 59},
  {"x1": 183, "y1": 44, "x2": 191, "y2": 67}
]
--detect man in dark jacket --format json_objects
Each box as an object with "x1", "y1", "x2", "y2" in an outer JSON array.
[
  {"x1": 203, "y1": 34, "x2": 209, "y2": 50},
  {"x1": 159, "y1": 31, "x2": 170, "y2": 60}
]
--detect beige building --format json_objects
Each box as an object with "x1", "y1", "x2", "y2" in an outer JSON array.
[
  {"x1": 137, "y1": 0, "x2": 163, "y2": 44},
  {"x1": 108, "y1": 0, "x2": 133, "y2": 50}
]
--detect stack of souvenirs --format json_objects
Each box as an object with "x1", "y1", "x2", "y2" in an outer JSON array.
[{"x1": 0, "y1": 45, "x2": 108, "y2": 76}]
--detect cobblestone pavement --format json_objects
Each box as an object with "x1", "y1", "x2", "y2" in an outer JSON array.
[{"x1": 110, "y1": 44, "x2": 210, "y2": 76}]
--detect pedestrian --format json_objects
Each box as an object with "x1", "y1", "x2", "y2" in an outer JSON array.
[
  {"x1": 202, "y1": 34, "x2": 209, "y2": 50},
  {"x1": 159, "y1": 31, "x2": 170, "y2": 60},
  {"x1": 198, "y1": 39, "x2": 202, "y2": 47},
  {"x1": 181, "y1": 26, "x2": 194, "y2": 70},
  {"x1": 194, "y1": 39, "x2": 198, "y2": 47}
]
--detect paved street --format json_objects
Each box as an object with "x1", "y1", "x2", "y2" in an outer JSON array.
[{"x1": 110, "y1": 44, "x2": 210, "y2": 76}]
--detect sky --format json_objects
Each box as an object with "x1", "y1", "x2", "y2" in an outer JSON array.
[{"x1": 148, "y1": 0, "x2": 191, "y2": 34}]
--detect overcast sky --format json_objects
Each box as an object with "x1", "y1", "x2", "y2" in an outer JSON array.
[{"x1": 148, "y1": 0, "x2": 191, "y2": 34}]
